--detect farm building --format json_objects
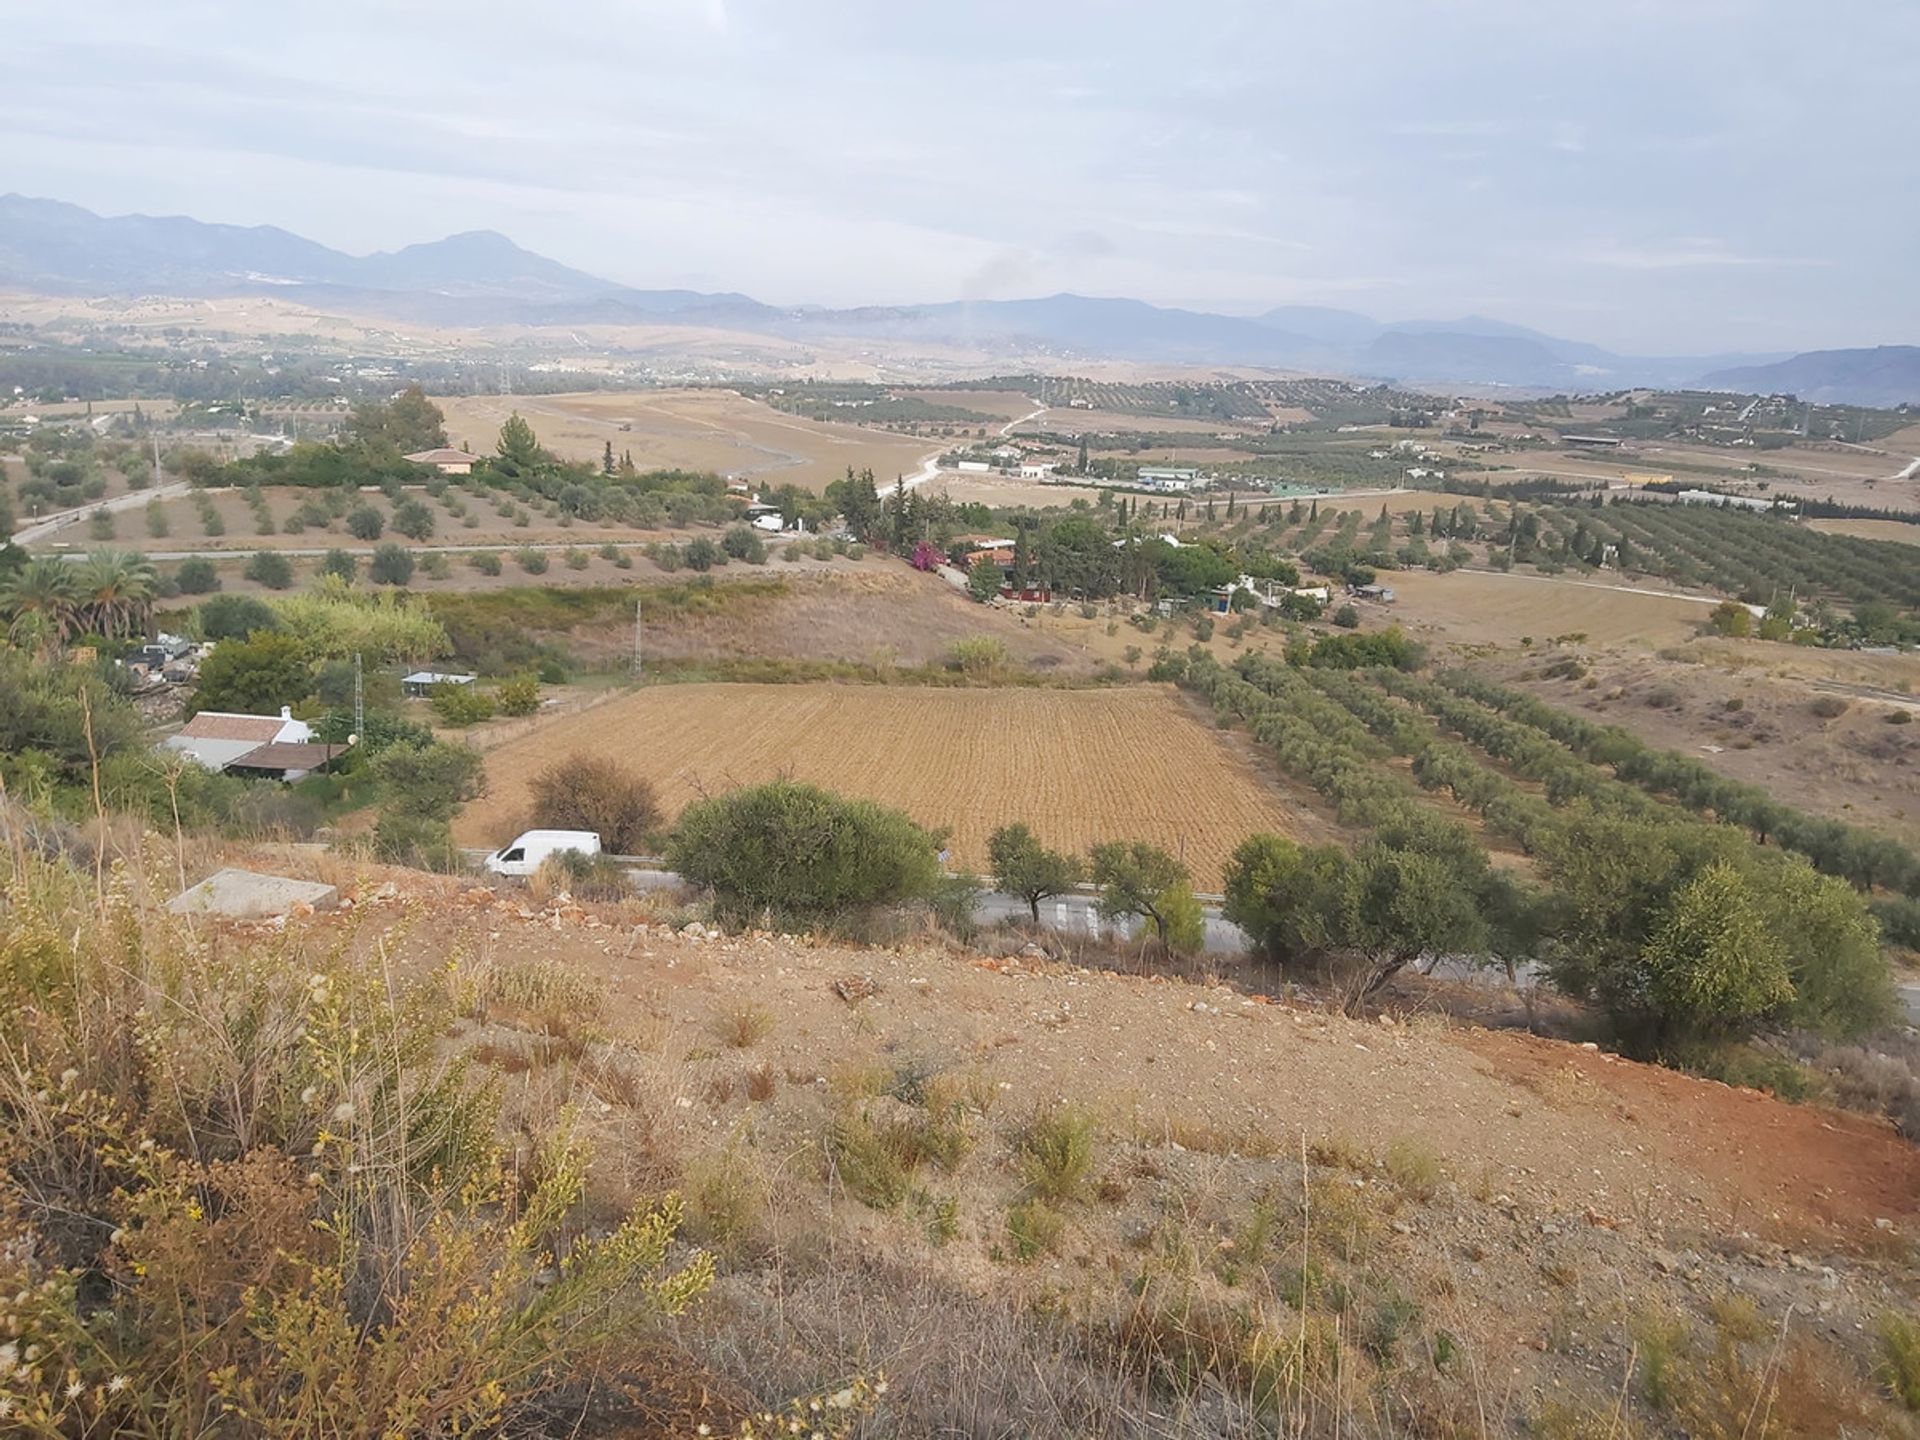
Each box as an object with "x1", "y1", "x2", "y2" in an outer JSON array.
[
  {"x1": 1136, "y1": 466, "x2": 1203, "y2": 493},
  {"x1": 225, "y1": 742, "x2": 346, "y2": 782},
  {"x1": 404, "y1": 447, "x2": 477, "y2": 475},
  {"x1": 402, "y1": 671, "x2": 478, "y2": 699},
  {"x1": 161, "y1": 708, "x2": 314, "y2": 772},
  {"x1": 1351, "y1": 583, "x2": 1397, "y2": 603},
  {"x1": 1562, "y1": 434, "x2": 1625, "y2": 449},
  {"x1": 1016, "y1": 458, "x2": 1057, "y2": 479}
]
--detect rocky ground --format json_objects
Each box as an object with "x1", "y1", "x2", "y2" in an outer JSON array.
[{"x1": 190, "y1": 852, "x2": 1920, "y2": 1436}]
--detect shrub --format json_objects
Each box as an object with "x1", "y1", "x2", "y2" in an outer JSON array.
[
  {"x1": 1383, "y1": 1137, "x2": 1441, "y2": 1199},
  {"x1": 319, "y1": 547, "x2": 358, "y2": 583},
  {"x1": 0, "y1": 861, "x2": 713, "y2": 1436},
  {"x1": 667, "y1": 780, "x2": 942, "y2": 926},
  {"x1": 369, "y1": 542, "x2": 416, "y2": 586},
  {"x1": 1810, "y1": 694, "x2": 1849, "y2": 719},
  {"x1": 535, "y1": 847, "x2": 631, "y2": 903},
  {"x1": 827, "y1": 1111, "x2": 916, "y2": 1210},
  {"x1": 527, "y1": 753, "x2": 661, "y2": 853},
  {"x1": 346, "y1": 504, "x2": 385, "y2": 540},
  {"x1": 175, "y1": 556, "x2": 221, "y2": 594},
  {"x1": 1017, "y1": 1103, "x2": 1096, "y2": 1201},
  {"x1": 1006, "y1": 1198, "x2": 1066, "y2": 1260},
  {"x1": 392, "y1": 497, "x2": 436, "y2": 541},
  {"x1": 430, "y1": 681, "x2": 496, "y2": 727},
  {"x1": 711, "y1": 1002, "x2": 775, "y2": 1049},
  {"x1": 469, "y1": 550, "x2": 503, "y2": 576},
  {"x1": 496, "y1": 674, "x2": 540, "y2": 716},
  {"x1": 243, "y1": 549, "x2": 294, "y2": 589},
  {"x1": 1331, "y1": 603, "x2": 1360, "y2": 628},
  {"x1": 949, "y1": 635, "x2": 1010, "y2": 678},
  {"x1": 685, "y1": 537, "x2": 721, "y2": 572},
  {"x1": 516, "y1": 547, "x2": 550, "y2": 575},
  {"x1": 1881, "y1": 1311, "x2": 1920, "y2": 1410}
]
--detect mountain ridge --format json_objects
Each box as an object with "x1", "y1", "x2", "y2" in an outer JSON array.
[{"x1": 2, "y1": 194, "x2": 1906, "y2": 402}]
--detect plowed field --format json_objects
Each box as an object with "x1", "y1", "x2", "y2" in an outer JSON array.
[{"x1": 455, "y1": 683, "x2": 1319, "y2": 888}]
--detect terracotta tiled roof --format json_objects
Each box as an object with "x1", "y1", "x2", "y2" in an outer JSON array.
[{"x1": 177, "y1": 713, "x2": 285, "y2": 742}]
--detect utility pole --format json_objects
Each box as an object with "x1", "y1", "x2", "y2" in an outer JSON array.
[
  {"x1": 353, "y1": 651, "x2": 364, "y2": 742},
  {"x1": 632, "y1": 598, "x2": 643, "y2": 680}
]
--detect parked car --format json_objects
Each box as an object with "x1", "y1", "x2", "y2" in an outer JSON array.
[{"x1": 483, "y1": 829, "x2": 602, "y2": 877}]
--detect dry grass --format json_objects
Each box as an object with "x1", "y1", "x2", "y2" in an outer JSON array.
[
  {"x1": 456, "y1": 682, "x2": 1316, "y2": 888},
  {"x1": 437, "y1": 388, "x2": 933, "y2": 492},
  {"x1": 710, "y1": 1000, "x2": 775, "y2": 1049}
]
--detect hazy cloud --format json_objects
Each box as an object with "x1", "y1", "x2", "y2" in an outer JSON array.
[{"x1": 1, "y1": 0, "x2": 1913, "y2": 352}]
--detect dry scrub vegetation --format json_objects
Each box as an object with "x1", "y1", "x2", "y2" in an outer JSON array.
[{"x1": 7, "y1": 816, "x2": 1916, "y2": 1437}]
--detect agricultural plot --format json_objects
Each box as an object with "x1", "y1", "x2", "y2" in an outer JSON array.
[
  {"x1": 1535, "y1": 500, "x2": 1920, "y2": 611},
  {"x1": 1373, "y1": 568, "x2": 1713, "y2": 648},
  {"x1": 435, "y1": 389, "x2": 932, "y2": 491},
  {"x1": 454, "y1": 683, "x2": 1324, "y2": 888}
]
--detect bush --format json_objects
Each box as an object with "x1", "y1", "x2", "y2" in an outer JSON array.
[
  {"x1": 369, "y1": 542, "x2": 415, "y2": 586},
  {"x1": 469, "y1": 550, "x2": 503, "y2": 576},
  {"x1": 949, "y1": 635, "x2": 1010, "y2": 678},
  {"x1": 197, "y1": 593, "x2": 280, "y2": 642},
  {"x1": 346, "y1": 504, "x2": 385, "y2": 540},
  {"x1": 175, "y1": 557, "x2": 221, "y2": 594},
  {"x1": 0, "y1": 859, "x2": 712, "y2": 1435},
  {"x1": 496, "y1": 674, "x2": 540, "y2": 716},
  {"x1": 1331, "y1": 603, "x2": 1360, "y2": 628},
  {"x1": 429, "y1": 681, "x2": 496, "y2": 727},
  {"x1": 1017, "y1": 1103, "x2": 1096, "y2": 1201},
  {"x1": 685, "y1": 537, "x2": 721, "y2": 572},
  {"x1": 243, "y1": 549, "x2": 294, "y2": 589},
  {"x1": 319, "y1": 547, "x2": 358, "y2": 583},
  {"x1": 516, "y1": 547, "x2": 550, "y2": 575},
  {"x1": 527, "y1": 752, "x2": 661, "y2": 853},
  {"x1": 667, "y1": 780, "x2": 942, "y2": 926},
  {"x1": 392, "y1": 497, "x2": 436, "y2": 541}
]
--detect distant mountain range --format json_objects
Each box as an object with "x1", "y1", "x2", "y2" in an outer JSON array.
[{"x1": 2, "y1": 194, "x2": 1911, "y2": 405}]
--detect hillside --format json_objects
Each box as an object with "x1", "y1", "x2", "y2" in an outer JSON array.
[
  {"x1": 16, "y1": 843, "x2": 1914, "y2": 1437},
  {"x1": 1701, "y1": 346, "x2": 1920, "y2": 408}
]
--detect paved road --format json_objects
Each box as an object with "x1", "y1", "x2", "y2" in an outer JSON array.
[
  {"x1": 15, "y1": 481, "x2": 194, "y2": 546},
  {"x1": 1902, "y1": 983, "x2": 1920, "y2": 1025}
]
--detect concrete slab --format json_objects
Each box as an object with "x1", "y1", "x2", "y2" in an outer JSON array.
[{"x1": 166, "y1": 868, "x2": 339, "y2": 919}]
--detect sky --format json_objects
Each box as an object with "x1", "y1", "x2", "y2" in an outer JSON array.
[{"x1": 4, "y1": 0, "x2": 1915, "y2": 355}]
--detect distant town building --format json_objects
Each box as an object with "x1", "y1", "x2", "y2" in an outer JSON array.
[{"x1": 404, "y1": 447, "x2": 477, "y2": 475}]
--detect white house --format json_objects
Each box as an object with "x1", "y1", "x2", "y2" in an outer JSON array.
[
  {"x1": 1016, "y1": 458, "x2": 1057, "y2": 480},
  {"x1": 404, "y1": 447, "x2": 477, "y2": 476},
  {"x1": 161, "y1": 707, "x2": 313, "y2": 772}
]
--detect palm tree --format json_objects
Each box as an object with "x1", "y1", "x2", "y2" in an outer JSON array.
[
  {"x1": 77, "y1": 550, "x2": 157, "y2": 643},
  {"x1": 0, "y1": 557, "x2": 81, "y2": 649}
]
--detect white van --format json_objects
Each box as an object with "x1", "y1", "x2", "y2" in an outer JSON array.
[{"x1": 484, "y1": 829, "x2": 602, "y2": 877}]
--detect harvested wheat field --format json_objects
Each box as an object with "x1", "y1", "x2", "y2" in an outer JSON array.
[
  {"x1": 1808, "y1": 516, "x2": 1920, "y2": 546},
  {"x1": 456, "y1": 683, "x2": 1318, "y2": 886},
  {"x1": 1386, "y1": 567, "x2": 1715, "y2": 648},
  {"x1": 435, "y1": 389, "x2": 931, "y2": 490}
]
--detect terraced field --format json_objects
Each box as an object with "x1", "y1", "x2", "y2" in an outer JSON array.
[{"x1": 454, "y1": 682, "x2": 1324, "y2": 887}]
